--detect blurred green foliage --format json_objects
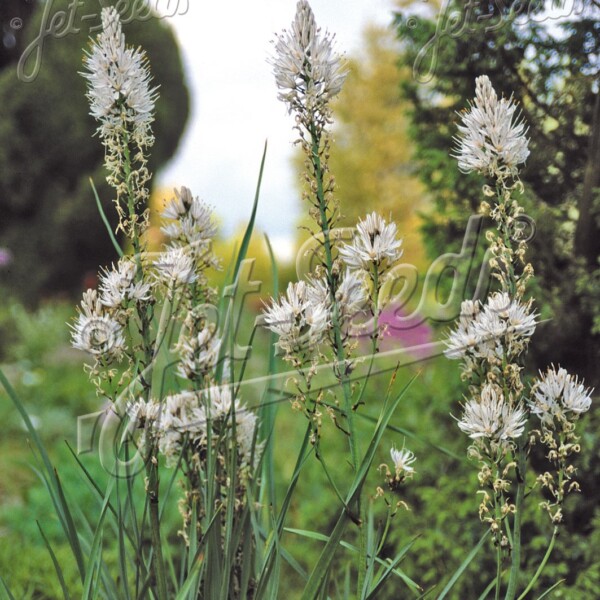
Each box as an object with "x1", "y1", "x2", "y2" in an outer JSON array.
[
  {"x1": 394, "y1": 0, "x2": 600, "y2": 386},
  {"x1": 0, "y1": 0, "x2": 189, "y2": 305},
  {"x1": 0, "y1": 294, "x2": 597, "y2": 597}
]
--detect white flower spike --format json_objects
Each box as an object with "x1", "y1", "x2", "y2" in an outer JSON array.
[
  {"x1": 453, "y1": 75, "x2": 529, "y2": 178},
  {"x1": 82, "y1": 7, "x2": 158, "y2": 145},
  {"x1": 271, "y1": 0, "x2": 347, "y2": 116}
]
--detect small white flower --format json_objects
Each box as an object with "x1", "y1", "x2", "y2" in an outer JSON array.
[
  {"x1": 453, "y1": 75, "x2": 529, "y2": 178},
  {"x1": 457, "y1": 384, "x2": 526, "y2": 442},
  {"x1": 176, "y1": 325, "x2": 221, "y2": 380},
  {"x1": 126, "y1": 398, "x2": 160, "y2": 426},
  {"x1": 262, "y1": 280, "x2": 330, "y2": 354},
  {"x1": 82, "y1": 7, "x2": 158, "y2": 145},
  {"x1": 444, "y1": 325, "x2": 481, "y2": 360},
  {"x1": 99, "y1": 259, "x2": 152, "y2": 308},
  {"x1": 70, "y1": 289, "x2": 126, "y2": 360},
  {"x1": 153, "y1": 392, "x2": 207, "y2": 466},
  {"x1": 390, "y1": 446, "x2": 416, "y2": 476},
  {"x1": 529, "y1": 366, "x2": 593, "y2": 426},
  {"x1": 305, "y1": 272, "x2": 366, "y2": 324},
  {"x1": 202, "y1": 386, "x2": 262, "y2": 466},
  {"x1": 336, "y1": 270, "x2": 367, "y2": 318},
  {"x1": 340, "y1": 212, "x2": 403, "y2": 272},
  {"x1": 154, "y1": 247, "x2": 197, "y2": 286},
  {"x1": 271, "y1": 0, "x2": 347, "y2": 115},
  {"x1": 445, "y1": 293, "x2": 536, "y2": 361},
  {"x1": 161, "y1": 187, "x2": 217, "y2": 251}
]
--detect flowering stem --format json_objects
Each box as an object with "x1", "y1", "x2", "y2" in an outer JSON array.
[
  {"x1": 505, "y1": 443, "x2": 526, "y2": 600},
  {"x1": 516, "y1": 527, "x2": 558, "y2": 600},
  {"x1": 309, "y1": 121, "x2": 365, "y2": 588},
  {"x1": 308, "y1": 123, "x2": 358, "y2": 471},
  {"x1": 147, "y1": 457, "x2": 168, "y2": 599},
  {"x1": 122, "y1": 127, "x2": 167, "y2": 598}
]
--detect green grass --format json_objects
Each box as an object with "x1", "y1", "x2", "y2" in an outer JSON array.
[{"x1": 1, "y1": 299, "x2": 599, "y2": 598}]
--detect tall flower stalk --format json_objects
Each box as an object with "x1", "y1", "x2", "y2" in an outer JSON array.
[
  {"x1": 267, "y1": 2, "x2": 411, "y2": 592},
  {"x1": 76, "y1": 9, "x2": 261, "y2": 598},
  {"x1": 82, "y1": 9, "x2": 167, "y2": 595},
  {"x1": 447, "y1": 75, "x2": 592, "y2": 599}
]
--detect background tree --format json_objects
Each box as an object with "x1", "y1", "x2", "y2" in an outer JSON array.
[
  {"x1": 394, "y1": 0, "x2": 600, "y2": 385},
  {"x1": 329, "y1": 25, "x2": 427, "y2": 267},
  {"x1": 0, "y1": 0, "x2": 189, "y2": 304},
  {"x1": 388, "y1": 1, "x2": 600, "y2": 596}
]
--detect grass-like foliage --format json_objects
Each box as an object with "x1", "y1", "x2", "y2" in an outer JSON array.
[{"x1": 0, "y1": 2, "x2": 594, "y2": 599}]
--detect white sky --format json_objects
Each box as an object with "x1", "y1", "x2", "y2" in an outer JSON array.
[{"x1": 156, "y1": 1, "x2": 396, "y2": 258}]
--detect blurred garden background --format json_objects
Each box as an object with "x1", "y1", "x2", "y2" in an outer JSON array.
[{"x1": 1, "y1": 0, "x2": 599, "y2": 597}]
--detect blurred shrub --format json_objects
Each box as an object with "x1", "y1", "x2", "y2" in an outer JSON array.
[{"x1": 0, "y1": 0, "x2": 189, "y2": 304}]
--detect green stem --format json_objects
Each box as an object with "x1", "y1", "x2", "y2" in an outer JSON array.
[
  {"x1": 308, "y1": 121, "x2": 364, "y2": 591},
  {"x1": 516, "y1": 528, "x2": 558, "y2": 600},
  {"x1": 505, "y1": 443, "x2": 526, "y2": 600},
  {"x1": 491, "y1": 457, "x2": 505, "y2": 600},
  {"x1": 121, "y1": 130, "x2": 166, "y2": 598},
  {"x1": 308, "y1": 123, "x2": 357, "y2": 469},
  {"x1": 358, "y1": 267, "x2": 380, "y2": 596},
  {"x1": 147, "y1": 457, "x2": 168, "y2": 599}
]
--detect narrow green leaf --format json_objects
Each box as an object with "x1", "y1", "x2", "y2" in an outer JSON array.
[
  {"x1": 233, "y1": 140, "x2": 267, "y2": 279},
  {"x1": 300, "y1": 514, "x2": 350, "y2": 600},
  {"x1": 0, "y1": 369, "x2": 57, "y2": 490},
  {"x1": 354, "y1": 414, "x2": 463, "y2": 462},
  {"x1": 115, "y1": 477, "x2": 131, "y2": 600},
  {"x1": 477, "y1": 578, "x2": 496, "y2": 600},
  {"x1": 365, "y1": 539, "x2": 420, "y2": 599},
  {"x1": 37, "y1": 521, "x2": 73, "y2": 600},
  {"x1": 301, "y1": 374, "x2": 418, "y2": 600},
  {"x1": 535, "y1": 579, "x2": 565, "y2": 599},
  {"x1": 175, "y1": 507, "x2": 223, "y2": 600},
  {"x1": 285, "y1": 528, "x2": 420, "y2": 595},
  {"x1": 3, "y1": 375, "x2": 91, "y2": 582},
  {"x1": 53, "y1": 468, "x2": 87, "y2": 582},
  {"x1": 254, "y1": 425, "x2": 313, "y2": 599},
  {"x1": 89, "y1": 177, "x2": 123, "y2": 257},
  {"x1": 0, "y1": 576, "x2": 16, "y2": 600},
  {"x1": 437, "y1": 530, "x2": 490, "y2": 600},
  {"x1": 239, "y1": 515, "x2": 254, "y2": 600},
  {"x1": 82, "y1": 481, "x2": 114, "y2": 599},
  {"x1": 259, "y1": 233, "x2": 280, "y2": 512}
]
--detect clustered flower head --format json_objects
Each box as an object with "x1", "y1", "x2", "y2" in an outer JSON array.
[
  {"x1": 445, "y1": 292, "x2": 537, "y2": 372},
  {"x1": 448, "y1": 76, "x2": 593, "y2": 540},
  {"x1": 99, "y1": 259, "x2": 152, "y2": 309},
  {"x1": 527, "y1": 366, "x2": 593, "y2": 523},
  {"x1": 70, "y1": 289, "x2": 126, "y2": 361},
  {"x1": 127, "y1": 386, "x2": 260, "y2": 470},
  {"x1": 153, "y1": 246, "x2": 198, "y2": 288},
  {"x1": 82, "y1": 6, "x2": 158, "y2": 145},
  {"x1": 175, "y1": 309, "x2": 222, "y2": 381},
  {"x1": 529, "y1": 365, "x2": 593, "y2": 429},
  {"x1": 82, "y1": 7, "x2": 158, "y2": 238},
  {"x1": 339, "y1": 213, "x2": 404, "y2": 342},
  {"x1": 453, "y1": 75, "x2": 530, "y2": 178},
  {"x1": 271, "y1": 0, "x2": 347, "y2": 119},
  {"x1": 159, "y1": 187, "x2": 220, "y2": 291},
  {"x1": 457, "y1": 384, "x2": 526, "y2": 445},
  {"x1": 161, "y1": 187, "x2": 217, "y2": 254},
  {"x1": 262, "y1": 280, "x2": 330, "y2": 357},
  {"x1": 340, "y1": 212, "x2": 404, "y2": 274}
]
